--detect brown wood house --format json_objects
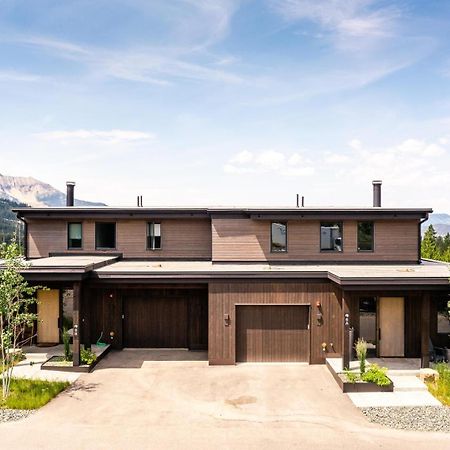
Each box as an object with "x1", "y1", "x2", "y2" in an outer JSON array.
[{"x1": 10, "y1": 181, "x2": 450, "y2": 368}]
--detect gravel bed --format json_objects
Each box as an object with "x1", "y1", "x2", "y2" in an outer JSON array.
[
  {"x1": 0, "y1": 409, "x2": 34, "y2": 423},
  {"x1": 361, "y1": 406, "x2": 450, "y2": 432}
]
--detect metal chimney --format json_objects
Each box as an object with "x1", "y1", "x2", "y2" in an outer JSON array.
[
  {"x1": 66, "y1": 181, "x2": 75, "y2": 207},
  {"x1": 372, "y1": 180, "x2": 382, "y2": 207}
]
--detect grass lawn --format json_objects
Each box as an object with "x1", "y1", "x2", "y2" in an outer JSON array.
[
  {"x1": 427, "y1": 363, "x2": 450, "y2": 406},
  {"x1": 1, "y1": 378, "x2": 70, "y2": 410}
]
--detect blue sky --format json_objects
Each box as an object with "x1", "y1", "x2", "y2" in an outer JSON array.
[{"x1": 1, "y1": 0, "x2": 450, "y2": 210}]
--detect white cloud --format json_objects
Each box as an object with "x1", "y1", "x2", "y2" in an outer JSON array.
[
  {"x1": 348, "y1": 138, "x2": 362, "y2": 150},
  {"x1": 0, "y1": 70, "x2": 43, "y2": 82},
  {"x1": 224, "y1": 149, "x2": 315, "y2": 176},
  {"x1": 396, "y1": 138, "x2": 445, "y2": 157},
  {"x1": 272, "y1": 0, "x2": 399, "y2": 44},
  {"x1": 324, "y1": 153, "x2": 351, "y2": 165},
  {"x1": 35, "y1": 129, "x2": 155, "y2": 144}
]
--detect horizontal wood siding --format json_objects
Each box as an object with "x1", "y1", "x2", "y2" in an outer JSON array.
[
  {"x1": 212, "y1": 218, "x2": 419, "y2": 262},
  {"x1": 27, "y1": 219, "x2": 212, "y2": 259},
  {"x1": 208, "y1": 282, "x2": 342, "y2": 365}
]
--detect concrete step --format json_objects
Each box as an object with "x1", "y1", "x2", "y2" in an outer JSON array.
[{"x1": 389, "y1": 375, "x2": 428, "y2": 392}]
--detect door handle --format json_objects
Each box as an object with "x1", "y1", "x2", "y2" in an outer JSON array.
[{"x1": 378, "y1": 328, "x2": 381, "y2": 340}]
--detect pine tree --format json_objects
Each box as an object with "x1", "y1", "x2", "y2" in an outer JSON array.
[{"x1": 421, "y1": 225, "x2": 439, "y2": 260}]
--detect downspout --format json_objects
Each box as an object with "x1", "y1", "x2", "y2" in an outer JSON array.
[{"x1": 418, "y1": 214, "x2": 429, "y2": 264}]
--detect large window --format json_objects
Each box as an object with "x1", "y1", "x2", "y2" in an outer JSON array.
[
  {"x1": 359, "y1": 297, "x2": 377, "y2": 356},
  {"x1": 147, "y1": 222, "x2": 161, "y2": 250},
  {"x1": 271, "y1": 222, "x2": 287, "y2": 252},
  {"x1": 95, "y1": 222, "x2": 116, "y2": 249},
  {"x1": 437, "y1": 297, "x2": 450, "y2": 334},
  {"x1": 68, "y1": 222, "x2": 82, "y2": 249},
  {"x1": 357, "y1": 221, "x2": 374, "y2": 252},
  {"x1": 320, "y1": 222, "x2": 343, "y2": 252}
]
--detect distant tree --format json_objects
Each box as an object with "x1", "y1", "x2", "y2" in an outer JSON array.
[{"x1": 421, "y1": 225, "x2": 439, "y2": 260}]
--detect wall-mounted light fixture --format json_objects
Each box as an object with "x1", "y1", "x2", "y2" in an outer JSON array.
[
  {"x1": 316, "y1": 300, "x2": 323, "y2": 326},
  {"x1": 224, "y1": 314, "x2": 231, "y2": 327}
]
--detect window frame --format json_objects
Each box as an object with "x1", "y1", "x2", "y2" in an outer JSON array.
[
  {"x1": 357, "y1": 221, "x2": 375, "y2": 253},
  {"x1": 146, "y1": 222, "x2": 162, "y2": 251},
  {"x1": 67, "y1": 222, "x2": 83, "y2": 250},
  {"x1": 436, "y1": 297, "x2": 450, "y2": 335},
  {"x1": 95, "y1": 222, "x2": 117, "y2": 250},
  {"x1": 319, "y1": 221, "x2": 344, "y2": 253},
  {"x1": 270, "y1": 221, "x2": 288, "y2": 253}
]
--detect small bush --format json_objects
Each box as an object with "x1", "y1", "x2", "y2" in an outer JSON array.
[
  {"x1": 354, "y1": 338, "x2": 368, "y2": 375},
  {"x1": 361, "y1": 364, "x2": 391, "y2": 387},
  {"x1": 80, "y1": 347, "x2": 97, "y2": 365},
  {"x1": 344, "y1": 368, "x2": 358, "y2": 384},
  {"x1": 427, "y1": 363, "x2": 450, "y2": 406}
]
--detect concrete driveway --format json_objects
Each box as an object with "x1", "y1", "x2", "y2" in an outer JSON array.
[{"x1": 0, "y1": 349, "x2": 449, "y2": 450}]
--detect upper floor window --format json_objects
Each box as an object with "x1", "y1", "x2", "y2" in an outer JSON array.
[
  {"x1": 95, "y1": 222, "x2": 116, "y2": 249},
  {"x1": 147, "y1": 222, "x2": 161, "y2": 250},
  {"x1": 271, "y1": 222, "x2": 287, "y2": 253},
  {"x1": 68, "y1": 222, "x2": 82, "y2": 249},
  {"x1": 320, "y1": 222, "x2": 343, "y2": 252},
  {"x1": 358, "y1": 221, "x2": 374, "y2": 252}
]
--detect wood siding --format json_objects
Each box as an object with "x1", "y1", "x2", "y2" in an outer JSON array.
[
  {"x1": 236, "y1": 305, "x2": 310, "y2": 362},
  {"x1": 84, "y1": 286, "x2": 208, "y2": 350},
  {"x1": 212, "y1": 218, "x2": 419, "y2": 263},
  {"x1": 208, "y1": 281, "x2": 342, "y2": 365},
  {"x1": 27, "y1": 218, "x2": 212, "y2": 259}
]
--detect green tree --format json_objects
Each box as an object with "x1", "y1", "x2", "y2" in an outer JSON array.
[
  {"x1": 421, "y1": 225, "x2": 440, "y2": 260},
  {"x1": 0, "y1": 239, "x2": 40, "y2": 399}
]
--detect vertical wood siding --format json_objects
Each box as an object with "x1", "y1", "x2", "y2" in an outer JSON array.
[
  {"x1": 27, "y1": 218, "x2": 212, "y2": 259},
  {"x1": 208, "y1": 281, "x2": 342, "y2": 365},
  {"x1": 211, "y1": 218, "x2": 419, "y2": 262}
]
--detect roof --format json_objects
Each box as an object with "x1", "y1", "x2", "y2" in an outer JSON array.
[
  {"x1": 13, "y1": 256, "x2": 450, "y2": 287},
  {"x1": 13, "y1": 206, "x2": 432, "y2": 220}
]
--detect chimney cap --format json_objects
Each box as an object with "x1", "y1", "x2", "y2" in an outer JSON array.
[
  {"x1": 66, "y1": 181, "x2": 76, "y2": 186},
  {"x1": 372, "y1": 180, "x2": 382, "y2": 185}
]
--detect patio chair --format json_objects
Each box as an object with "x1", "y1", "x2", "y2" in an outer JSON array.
[{"x1": 429, "y1": 339, "x2": 447, "y2": 363}]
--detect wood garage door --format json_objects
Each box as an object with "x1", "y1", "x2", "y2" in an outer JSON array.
[
  {"x1": 123, "y1": 296, "x2": 188, "y2": 348},
  {"x1": 236, "y1": 305, "x2": 310, "y2": 362}
]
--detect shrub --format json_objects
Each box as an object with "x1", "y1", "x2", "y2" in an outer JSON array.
[
  {"x1": 427, "y1": 362, "x2": 450, "y2": 406},
  {"x1": 62, "y1": 327, "x2": 72, "y2": 362},
  {"x1": 80, "y1": 347, "x2": 97, "y2": 365},
  {"x1": 361, "y1": 364, "x2": 391, "y2": 386},
  {"x1": 344, "y1": 368, "x2": 358, "y2": 384},
  {"x1": 354, "y1": 338, "x2": 368, "y2": 375}
]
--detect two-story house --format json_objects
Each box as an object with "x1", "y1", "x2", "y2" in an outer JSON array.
[{"x1": 12, "y1": 180, "x2": 450, "y2": 368}]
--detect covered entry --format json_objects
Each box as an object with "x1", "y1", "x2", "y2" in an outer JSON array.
[{"x1": 236, "y1": 305, "x2": 310, "y2": 362}]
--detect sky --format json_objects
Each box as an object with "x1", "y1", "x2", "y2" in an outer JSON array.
[{"x1": 0, "y1": 0, "x2": 450, "y2": 210}]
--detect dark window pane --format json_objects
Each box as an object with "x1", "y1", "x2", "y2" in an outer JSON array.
[
  {"x1": 95, "y1": 223, "x2": 116, "y2": 249},
  {"x1": 358, "y1": 221, "x2": 374, "y2": 251},
  {"x1": 437, "y1": 297, "x2": 450, "y2": 334},
  {"x1": 147, "y1": 222, "x2": 161, "y2": 250},
  {"x1": 359, "y1": 297, "x2": 377, "y2": 355},
  {"x1": 320, "y1": 222, "x2": 343, "y2": 252},
  {"x1": 271, "y1": 222, "x2": 287, "y2": 252},
  {"x1": 68, "y1": 223, "x2": 82, "y2": 249}
]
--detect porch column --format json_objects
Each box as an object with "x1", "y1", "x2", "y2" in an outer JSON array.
[
  {"x1": 72, "y1": 281, "x2": 81, "y2": 366},
  {"x1": 342, "y1": 291, "x2": 351, "y2": 370},
  {"x1": 420, "y1": 292, "x2": 430, "y2": 368}
]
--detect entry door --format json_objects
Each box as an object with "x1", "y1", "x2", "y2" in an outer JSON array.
[
  {"x1": 37, "y1": 289, "x2": 60, "y2": 344},
  {"x1": 379, "y1": 297, "x2": 404, "y2": 357}
]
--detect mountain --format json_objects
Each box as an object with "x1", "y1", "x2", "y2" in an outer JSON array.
[
  {"x1": 425, "y1": 213, "x2": 450, "y2": 236},
  {"x1": 0, "y1": 175, "x2": 105, "y2": 207}
]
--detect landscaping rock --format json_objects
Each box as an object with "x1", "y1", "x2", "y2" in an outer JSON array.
[
  {"x1": 0, "y1": 409, "x2": 34, "y2": 423},
  {"x1": 419, "y1": 368, "x2": 439, "y2": 383},
  {"x1": 361, "y1": 406, "x2": 450, "y2": 432}
]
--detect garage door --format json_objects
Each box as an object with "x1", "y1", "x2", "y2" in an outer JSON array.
[
  {"x1": 123, "y1": 296, "x2": 188, "y2": 348},
  {"x1": 236, "y1": 305, "x2": 310, "y2": 362}
]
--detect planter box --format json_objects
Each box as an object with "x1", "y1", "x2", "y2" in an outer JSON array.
[
  {"x1": 326, "y1": 360, "x2": 394, "y2": 393},
  {"x1": 41, "y1": 344, "x2": 110, "y2": 373}
]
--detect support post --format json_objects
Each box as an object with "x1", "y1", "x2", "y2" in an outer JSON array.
[
  {"x1": 72, "y1": 281, "x2": 81, "y2": 366},
  {"x1": 421, "y1": 292, "x2": 430, "y2": 368},
  {"x1": 342, "y1": 291, "x2": 351, "y2": 371}
]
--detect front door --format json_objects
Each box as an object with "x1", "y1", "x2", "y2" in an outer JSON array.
[
  {"x1": 379, "y1": 297, "x2": 404, "y2": 357},
  {"x1": 37, "y1": 289, "x2": 60, "y2": 344}
]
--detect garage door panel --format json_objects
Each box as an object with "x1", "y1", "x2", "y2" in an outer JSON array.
[
  {"x1": 236, "y1": 305, "x2": 310, "y2": 362},
  {"x1": 124, "y1": 296, "x2": 188, "y2": 348}
]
